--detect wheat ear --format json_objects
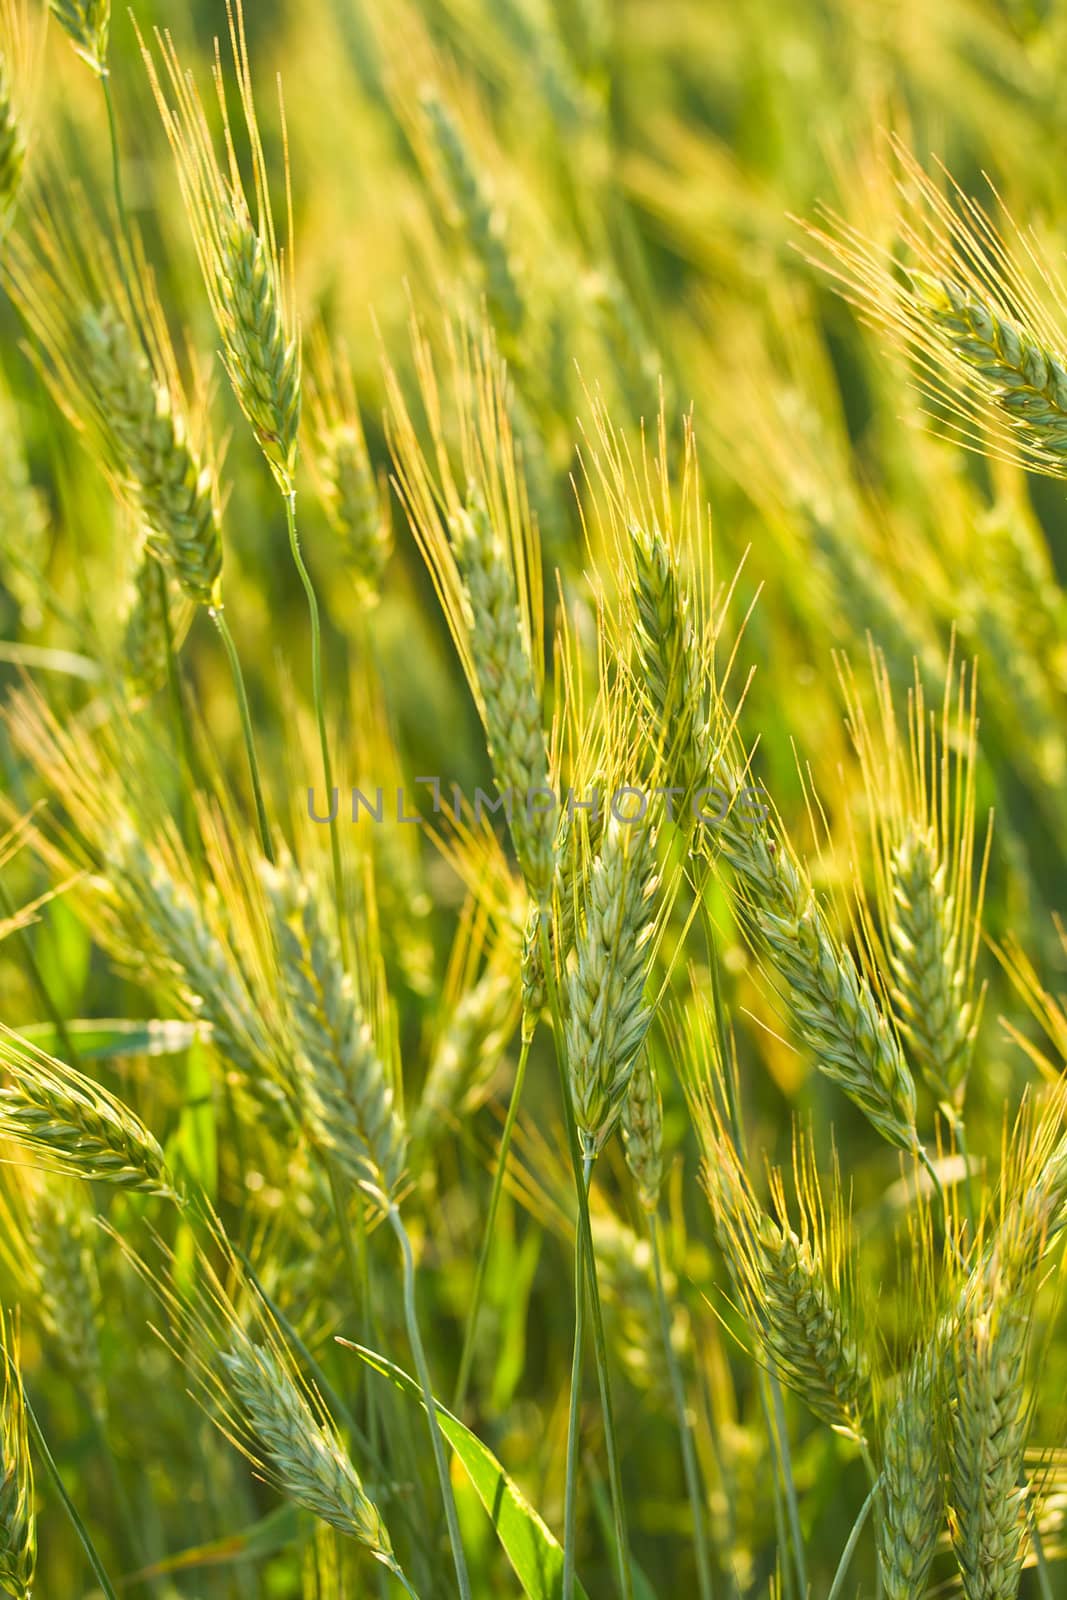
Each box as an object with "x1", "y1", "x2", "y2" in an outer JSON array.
[
  {"x1": 698, "y1": 1116, "x2": 870, "y2": 1437},
  {"x1": 451, "y1": 498, "x2": 556, "y2": 900},
  {"x1": 307, "y1": 336, "x2": 391, "y2": 603},
  {"x1": 877, "y1": 1351, "x2": 943, "y2": 1600},
  {"x1": 565, "y1": 815, "x2": 659, "y2": 1158},
  {"x1": 621, "y1": 1051, "x2": 664, "y2": 1212},
  {"x1": 122, "y1": 542, "x2": 193, "y2": 697},
  {"x1": 0, "y1": 1313, "x2": 34, "y2": 1600},
  {"x1": 947, "y1": 1282, "x2": 1030, "y2": 1600},
  {"x1": 81, "y1": 304, "x2": 223, "y2": 604},
  {"x1": 630, "y1": 519, "x2": 708, "y2": 805},
  {"x1": 713, "y1": 762, "x2": 919, "y2": 1150},
  {"x1": 421, "y1": 86, "x2": 524, "y2": 341},
  {"x1": 888, "y1": 823, "x2": 973, "y2": 1104},
  {"x1": 48, "y1": 0, "x2": 109, "y2": 74},
  {"x1": 142, "y1": 6, "x2": 300, "y2": 490},
  {"x1": 263, "y1": 855, "x2": 407, "y2": 1206},
  {"x1": 914, "y1": 272, "x2": 1067, "y2": 456},
  {"x1": 0, "y1": 1027, "x2": 175, "y2": 1195},
  {"x1": 221, "y1": 1335, "x2": 398, "y2": 1562}
]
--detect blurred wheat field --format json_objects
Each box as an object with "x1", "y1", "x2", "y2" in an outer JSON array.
[{"x1": 5, "y1": 0, "x2": 1067, "y2": 1596}]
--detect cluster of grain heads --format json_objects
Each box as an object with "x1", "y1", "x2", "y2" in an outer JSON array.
[
  {"x1": 262, "y1": 853, "x2": 408, "y2": 1207},
  {"x1": 0, "y1": 1027, "x2": 175, "y2": 1195},
  {"x1": 143, "y1": 7, "x2": 300, "y2": 491},
  {"x1": 48, "y1": 0, "x2": 109, "y2": 75},
  {"x1": 877, "y1": 1353, "x2": 943, "y2": 1600},
  {"x1": 0, "y1": 1313, "x2": 34, "y2": 1600},
  {"x1": 307, "y1": 337, "x2": 391, "y2": 604},
  {"x1": 564, "y1": 813, "x2": 659, "y2": 1158}
]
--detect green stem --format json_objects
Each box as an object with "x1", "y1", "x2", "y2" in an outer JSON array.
[
  {"x1": 387, "y1": 1205, "x2": 472, "y2": 1600},
  {"x1": 22, "y1": 1381, "x2": 119, "y2": 1600},
  {"x1": 769, "y1": 1374, "x2": 807, "y2": 1600},
  {"x1": 699, "y1": 904, "x2": 804, "y2": 1600},
  {"x1": 756, "y1": 1378, "x2": 795, "y2": 1600},
  {"x1": 1024, "y1": 1469, "x2": 1055, "y2": 1600},
  {"x1": 284, "y1": 489, "x2": 348, "y2": 968},
  {"x1": 90, "y1": 1408, "x2": 162, "y2": 1599},
  {"x1": 826, "y1": 1475, "x2": 881, "y2": 1600},
  {"x1": 453, "y1": 1030, "x2": 533, "y2": 1412},
  {"x1": 537, "y1": 913, "x2": 633, "y2": 1600},
  {"x1": 946, "y1": 1107, "x2": 977, "y2": 1242},
  {"x1": 918, "y1": 1144, "x2": 966, "y2": 1269},
  {"x1": 648, "y1": 1212, "x2": 715, "y2": 1600},
  {"x1": 563, "y1": 1154, "x2": 592, "y2": 1600},
  {"x1": 100, "y1": 71, "x2": 136, "y2": 311},
  {"x1": 156, "y1": 561, "x2": 203, "y2": 865},
  {"x1": 209, "y1": 605, "x2": 274, "y2": 864}
]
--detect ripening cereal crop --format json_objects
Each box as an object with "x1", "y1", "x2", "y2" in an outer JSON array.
[{"x1": 3, "y1": 2, "x2": 1067, "y2": 1597}]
